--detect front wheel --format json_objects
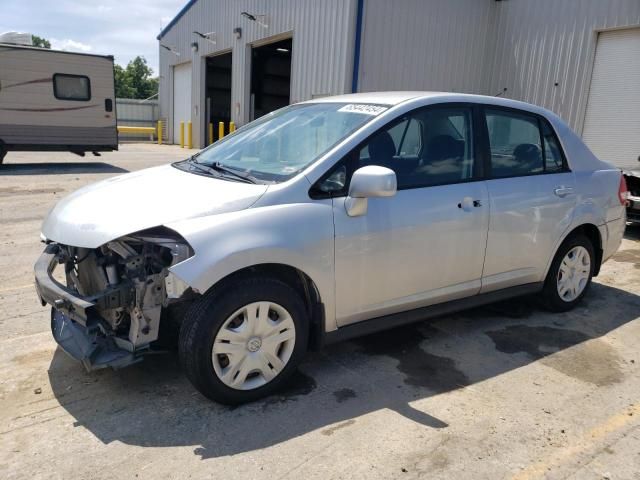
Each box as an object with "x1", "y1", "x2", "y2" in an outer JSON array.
[
  {"x1": 179, "y1": 276, "x2": 309, "y2": 404},
  {"x1": 541, "y1": 233, "x2": 595, "y2": 312}
]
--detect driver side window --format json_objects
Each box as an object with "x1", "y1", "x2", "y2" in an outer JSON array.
[
  {"x1": 310, "y1": 105, "x2": 476, "y2": 198},
  {"x1": 358, "y1": 106, "x2": 475, "y2": 189}
]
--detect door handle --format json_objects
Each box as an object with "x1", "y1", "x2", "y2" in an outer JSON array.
[
  {"x1": 457, "y1": 197, "x2": 481, "y2": 211},
  {"x1": 554, "y1": 186, "x2": 574, "y2": 197}
]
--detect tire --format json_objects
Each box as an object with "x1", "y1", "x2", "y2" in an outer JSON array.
[
  {"x1": 155, "y1": 300, "x2": 193, "y2": 350},
  {"x1": 179, "y1": 276, "x2": 309, "y2": 404},
  {"x1": 541, "y1": 233, "x2": 595, "y2": 312}
]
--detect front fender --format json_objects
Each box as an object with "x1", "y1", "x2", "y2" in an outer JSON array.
[{"x1": 166, "y1": 202, "x2": 337, "y2": 331}]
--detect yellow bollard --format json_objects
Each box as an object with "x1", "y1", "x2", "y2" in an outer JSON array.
[
  {"x1": 157, "y1": 120, "x2": 163, "y2": 145},
  {"x1": 218, "y1": 121, "x2": 225, "y2": 140},
  {"x1": 187, "y1": 121, "x2": 192, "y2": 149},
  {"x1": 229, "y1": 121, "x2": 235, "y2": 133},
  {"x1": 179, "y1": 121, "x2": 184, "y2": 148},
  {"x1": 208, "y1": 122, "x2": 213, "y2": 145}
]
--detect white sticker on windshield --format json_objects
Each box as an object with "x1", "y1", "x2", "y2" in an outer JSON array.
[{"x1": 338, "y1": 104, "x2": 388, "y2": 116}]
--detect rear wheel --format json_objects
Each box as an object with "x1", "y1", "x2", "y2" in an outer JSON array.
[
  {"x1": 541, "y1": 234, "x2": 595, "y2": 312},
  {"x1": 179, "y1": 276, "x2": 309, "y2": 404}
]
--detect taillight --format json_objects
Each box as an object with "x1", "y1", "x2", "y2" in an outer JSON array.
[{"x1": 619, "y1": 175, "x2": 629, "y2": 205}]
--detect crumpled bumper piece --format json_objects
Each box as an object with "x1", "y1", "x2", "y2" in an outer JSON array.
[
  {"x1": 51, "y1": 309, "x2": 141, "y2": 371},
  {"x1": 35, "y1": 244, "x2": 94, "y2": 325},
  {"x1": 35, "y1": 244, "x2": 134, "y2": 326}
]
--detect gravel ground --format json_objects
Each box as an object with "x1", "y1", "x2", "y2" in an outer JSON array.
[{"x1": 1, "y1": 144, "x2": 639, "y2": 480}]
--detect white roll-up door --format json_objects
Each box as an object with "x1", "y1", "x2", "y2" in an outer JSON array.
[
  {"x1": 582, "y1": 28, "x2": 640, "y2": 170},
  {"x1": 172, "y1": 62, "x2": 192, "y2": 144}
]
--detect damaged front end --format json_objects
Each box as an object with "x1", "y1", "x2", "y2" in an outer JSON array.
[
  {"x1": 34, "y1": 227, "x2": 194, "y2": 370},
  {"x1": 624, "y1": 170, "x2": 640, "y2": 223}
]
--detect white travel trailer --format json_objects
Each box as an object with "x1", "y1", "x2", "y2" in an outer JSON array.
[{"x1": 0, "y1": 40, "x2": 117, "y2": 164}]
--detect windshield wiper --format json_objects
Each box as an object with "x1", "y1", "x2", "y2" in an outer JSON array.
[
  {"x1": 209, "y1": 162, "x2": 258, "y2": 184},
  {"x1": 186, "y1": 157, "x2": 257, "y2": 184},
  {"x1": 186, "y1": 157, "x2": 220, "y2": 176}
]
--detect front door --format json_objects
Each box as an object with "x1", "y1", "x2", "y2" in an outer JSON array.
[{"x1": 331, "y1": 105, "x2": 490, "y2": 326}]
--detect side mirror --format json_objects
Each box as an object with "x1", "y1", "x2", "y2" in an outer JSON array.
[{"x1": 345, "y1": 166, "x2": 397, "y2": 216}]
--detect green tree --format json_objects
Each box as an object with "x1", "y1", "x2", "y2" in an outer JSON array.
[
  {"x1": 32, "y1": 35, "x2": 51, "y2": 48},
  {"x1": 114, "y1": 56, "x2": 159, "y2": 99},
  {"x1": 114, "y1": 64, "x2": 136, "y2": 98}
]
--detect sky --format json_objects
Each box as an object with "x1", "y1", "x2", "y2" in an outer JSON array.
[{"x1": 1, "y1": 0, "x2": 186, "y2": 74}]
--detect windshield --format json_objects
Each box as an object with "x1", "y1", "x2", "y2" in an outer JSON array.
[{"x1": 190, "y1": 102, "x2": 388, "y2": 182}]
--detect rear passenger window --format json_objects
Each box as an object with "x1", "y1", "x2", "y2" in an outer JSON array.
[
  {"x1": 53, "y1": 74, "x2": 91, "y2": 101},
  {"x1": 485, "y1": 109, "x2": 543, "y2": 177}
]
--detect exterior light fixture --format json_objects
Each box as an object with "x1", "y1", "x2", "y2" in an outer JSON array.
[
  {"x1": 193, "y1": 31, "x2": 217, "y2": 45},
  {"x1": 160, "y1": 44, "x2": 180, "y2": 56},
  {"x1": 191, "y1": 42, "x2": 198, "y2": 53},
  {"x1": 233, "y1": 27, "x2": 242, "y2": 39},
  {"x1": 240, "y1": 11, "x2": 268, "y2": 29}
]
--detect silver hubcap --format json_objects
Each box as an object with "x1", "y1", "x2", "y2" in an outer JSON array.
[
  {"x1": 557, "y1": 246, "x2": 591, "y2": 302},
  {"x1": 212, "y1": 301, "x2": 296, "y2": 390}
]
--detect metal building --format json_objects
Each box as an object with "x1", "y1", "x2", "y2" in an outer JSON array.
[{"x1": 158, "y1": 0, "x2": 640, "y2": 169}]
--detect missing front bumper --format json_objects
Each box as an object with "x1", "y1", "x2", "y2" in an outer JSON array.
[
  {"x1": 51, "y1": 308, "x2": 142, "y2": 371},
  {"x1": 35, "y1": 244, "x2": 143, "y2": 370}
]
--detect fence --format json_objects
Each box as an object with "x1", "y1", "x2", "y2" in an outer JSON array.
[{"x1": 116, "y1": 98, "x2": 160, "y2": 141}]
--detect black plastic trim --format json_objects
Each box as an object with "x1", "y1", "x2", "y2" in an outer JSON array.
[{"x1": 321, "y1": 282, "x2": 543, "y2": 345}]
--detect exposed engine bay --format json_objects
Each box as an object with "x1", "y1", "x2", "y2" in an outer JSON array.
[{"x1": 35, "y1": 228, "x2": 193, "y2": 369}]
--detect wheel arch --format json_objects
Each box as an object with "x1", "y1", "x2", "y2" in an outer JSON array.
[
  {"x1": 574, "y1": 224, "x2": 603, "y2": 276},
  {"x1": 195, "y1": 262, "x2": 326, "y2": 351},
  {"x1": 549, "y1": 223, "x2": 603, "y2": 278}
]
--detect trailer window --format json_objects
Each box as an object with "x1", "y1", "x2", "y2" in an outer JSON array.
[{"x1": 53, "y1": 74, "x2": 91, "y2": 101}]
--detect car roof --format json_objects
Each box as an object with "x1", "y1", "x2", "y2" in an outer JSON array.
[
  {"x1": 300, "y1": 91, "x2": 439, "y2": 105},
  {"x1": 301, "y1": 91, "x2": 555, "y2": 118}
]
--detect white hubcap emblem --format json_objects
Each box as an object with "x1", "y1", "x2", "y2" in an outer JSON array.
[{"x1": 247, "y1": 337, "x2": 262, "y2": 352}]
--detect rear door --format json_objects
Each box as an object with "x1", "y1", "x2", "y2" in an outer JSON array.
[{"x1": 480, "y1": 106, "x2": 576, "y2": 292}]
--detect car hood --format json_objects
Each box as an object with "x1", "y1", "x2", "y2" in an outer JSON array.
[{"x1": 41, "y1": 164, "x2": 268, "y2": 248}]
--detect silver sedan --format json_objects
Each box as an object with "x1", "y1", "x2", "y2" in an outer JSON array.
[{"x1": 35, "y1": 92, "x2": 627, "y2": 403}]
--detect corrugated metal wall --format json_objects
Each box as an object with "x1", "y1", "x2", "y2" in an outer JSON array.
[
  {"x1": 116, "y1": 99, "x2": 158, "y2": 126},
  {"x1": 116, "y1": 98, "x2": 159, "y2": 141},
  {"x1": 159, "y1": 0, "x2": 357, "y2": 146},
  {"x1": 357, "y1": 0, "x2": 495, "y2": 94},
  {"x1": 486, "y1": 0, "x2": 640, "y2": 133},
  {"x1": 159, "y1": 0, "x2": 640, "y2": 146}
]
